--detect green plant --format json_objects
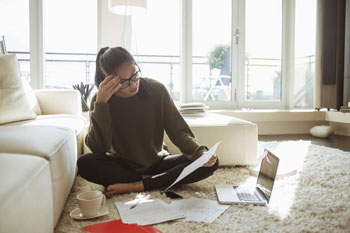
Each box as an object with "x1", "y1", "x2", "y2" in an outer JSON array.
[
  {"x1": 207, "y1": 45, "x2": 230, "y2": 70},
  {"x1": 72, "y1": 82, "x2": 95, "y2": 111}
]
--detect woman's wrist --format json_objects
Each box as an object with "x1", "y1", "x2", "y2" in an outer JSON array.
[
  {"x1": 200, "y1": 148, "x2": 208, "y2": 155},
  {"x1": 96, "y1": 95, "x2": 108, "y2": 104}
]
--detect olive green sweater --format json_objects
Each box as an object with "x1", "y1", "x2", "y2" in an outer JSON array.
[{"x1": 85, "y1": 78, "x2": 207, "y2": 173}]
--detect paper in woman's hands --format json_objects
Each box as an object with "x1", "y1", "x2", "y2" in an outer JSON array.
[{"x1": 163, "y1": 141, "x2": 221, "y2": 192}]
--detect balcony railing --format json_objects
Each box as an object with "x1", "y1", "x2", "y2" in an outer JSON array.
[{"x1": 8, "y1": 51, "x2": 315, "y2": 106}]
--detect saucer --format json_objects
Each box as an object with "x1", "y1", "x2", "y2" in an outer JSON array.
[{"x1": 70, "y1": 207, "x2": 109, "y2": 220}]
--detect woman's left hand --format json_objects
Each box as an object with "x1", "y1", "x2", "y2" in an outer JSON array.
[{"x1": 202, "y1": 155, "x2": 217, "y2": 167}]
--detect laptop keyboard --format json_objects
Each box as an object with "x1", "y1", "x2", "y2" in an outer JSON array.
[{"x1": 235, "y1": 187, "x2": 261, "y2": 201}]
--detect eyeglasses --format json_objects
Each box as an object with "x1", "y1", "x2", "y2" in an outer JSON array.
[{"x1": 119, "y1": 63, "x2": 141, "y2": 89}]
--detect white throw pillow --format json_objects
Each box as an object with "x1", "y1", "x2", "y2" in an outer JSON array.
[
  {"x1": 0, "y1": 55, "x2": 37, "y2": 124},
  {"x1": 22, "y1": 78, "x2": 42, "y2": 115},
  {"x1": 309, "y1": 125, "x2": 335, "y2": 138}
]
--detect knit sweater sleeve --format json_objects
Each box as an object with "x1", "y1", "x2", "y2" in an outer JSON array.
[
  {"x1": 162, "y1": 85, "x2": 207, "y2": 161},
  {"x1": 85, "y1": 95, "x2": 113, "y2": 153}
]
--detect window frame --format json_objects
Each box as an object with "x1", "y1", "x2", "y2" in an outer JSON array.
[{"x1": 236, "y1": 0, "x2": 295, "y2": 109}]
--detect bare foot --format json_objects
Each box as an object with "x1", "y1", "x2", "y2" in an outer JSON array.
[{"x1": 106, "y1": 181, "x2": 144, "y2": 198}]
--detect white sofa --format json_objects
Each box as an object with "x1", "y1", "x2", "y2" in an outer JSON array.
[{"x1": 0, "y1": 88, "x2": 86, "y2": 232}]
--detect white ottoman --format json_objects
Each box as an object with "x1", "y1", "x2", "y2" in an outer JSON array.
[
  {"x1": 164, "y1": 113, "x2": 258, "y2": 166},
  {"x1": 0, "y1": 153, "x2": 54, "y2": 233}
]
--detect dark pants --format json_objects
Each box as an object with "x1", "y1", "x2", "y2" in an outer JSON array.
[{"x1": 77, "y1": 153, "x2": 219, "y2": 191}]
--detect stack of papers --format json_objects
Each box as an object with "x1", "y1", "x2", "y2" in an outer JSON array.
[
  {"x1": 114, "y1": 142, "x2": 225, "y2": 226},
  {"x1": 169, "y1": 198, "x2": 230, "y2": 223},
  {"x1": 114, "y1": 198, "x2": 184, "y2": 226},
  {"x1": 178, "y1": 102, "x2": 209, "y2": 116},
  {"x1": 115, "y1": 197, "x2": 229, "y2": 225}
]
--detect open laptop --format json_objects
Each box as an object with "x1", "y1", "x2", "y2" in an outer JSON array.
[{"x1": 215, "y1": 149, "x2": 279, "y2": 205}]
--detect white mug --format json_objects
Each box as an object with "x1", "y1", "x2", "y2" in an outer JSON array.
[{"x1": 77, "y1": 191, "x2": 106, "y2": 217}]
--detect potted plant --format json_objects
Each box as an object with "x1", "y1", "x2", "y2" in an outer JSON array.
[
  {"x1": 207, "y1": 44, "x2": 230, "y2": 75},
  {"x1": 72, "y1": 82, "x2": 95, "y2": 112}
]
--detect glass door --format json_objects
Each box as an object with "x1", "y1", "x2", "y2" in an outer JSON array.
[
  {"x1": 237, "y1": 0, "x2": 284, "y2": 108},
  {"x1": 192, "y1": 0, "x2": 235, "y2": 107}
]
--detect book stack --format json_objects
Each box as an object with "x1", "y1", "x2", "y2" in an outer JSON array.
[
  {"x1": 178, "y1": 102, "x2": 209, "y2": 117},
  {"x1": 340, "y1": 105, "x2": 350, "y2": 113}
]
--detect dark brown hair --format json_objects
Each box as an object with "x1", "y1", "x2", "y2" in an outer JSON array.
[{"x1": 95, "y1": 47, "x2": 135, "y2": 88}]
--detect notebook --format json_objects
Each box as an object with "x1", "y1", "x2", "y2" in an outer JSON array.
[{"x1": 215, "y1": 149, "x2": 279, "y2": 205}]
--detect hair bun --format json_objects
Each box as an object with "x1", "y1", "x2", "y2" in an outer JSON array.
[{"x1": 102, "y1": 46, "x2": 110, "y2": 53}]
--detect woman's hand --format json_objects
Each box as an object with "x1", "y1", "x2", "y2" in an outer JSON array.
[
  {"x1": 96, "y1": 74, "x2": 122, "y2": 104},
  {"x1": 202, "y1": 154, "x2": 217, "y2": 167}
]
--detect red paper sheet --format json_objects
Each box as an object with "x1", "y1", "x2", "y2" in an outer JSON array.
[{"x1": 82, "y1": 219, "x2": 162, "y2": 233}]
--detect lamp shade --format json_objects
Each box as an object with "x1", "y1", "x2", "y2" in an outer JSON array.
[{"x1": 109, "y1": 0, "x2": 147, "y2": 16}]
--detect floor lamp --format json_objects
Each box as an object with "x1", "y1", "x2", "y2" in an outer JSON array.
[{"x1": 108, "y1": 0, "x2": 147, "y2": 51}]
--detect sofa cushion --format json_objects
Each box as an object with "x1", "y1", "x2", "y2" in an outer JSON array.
[
  {"x1": 0, "y1": 125, "x2": 77, "y2": 225},
  {"x1": 0, "y1": 55, "x2": 36, "y2": 124},
  {"x1": 3, "y1": 114, "x2": 86, "y2": 135},
  {"x1": 3, "y1": 114, "x2": 87, "y2": 155},
  {"x1": 0, "y1": 153, "x2": 54, "y2": 233}
]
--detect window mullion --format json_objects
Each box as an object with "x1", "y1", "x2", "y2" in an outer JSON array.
[
  {"x1": 29, "y1": 0, "x2": 45, "y2": 89},
  {"x1": 231, "y1": 0, "x2": 239, "y2": 108},
  {"x1": 282, "y1": 0, "x2": 295, "y2": 109},
  {"x1": 237, "y1": 0, "x2": 245, "y2": 108},
  {"x1": 181, "y1": 0, "x2": 192, "y2": 103}
]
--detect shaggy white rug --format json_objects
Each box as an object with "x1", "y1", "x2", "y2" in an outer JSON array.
[{"x1": 55, "y1": 141, "x2": 350, "y2": 233}]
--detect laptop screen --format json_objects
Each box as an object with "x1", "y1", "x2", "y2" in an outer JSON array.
[{"x1": 256, "y1": 150, "x2": 279, "y2": 202}]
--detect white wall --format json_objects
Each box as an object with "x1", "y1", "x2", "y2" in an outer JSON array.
[{"x1": 213, "y1": 110, "x2": 350, "y2": 136}]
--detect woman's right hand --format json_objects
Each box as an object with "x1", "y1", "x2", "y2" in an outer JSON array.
[{"x1": 96, "y1": 74, "x2": 122, "y2": 104}]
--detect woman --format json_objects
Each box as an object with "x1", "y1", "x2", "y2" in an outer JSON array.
[{"x1": 78, "y1": 47, "x2": 218, "y2": 197}]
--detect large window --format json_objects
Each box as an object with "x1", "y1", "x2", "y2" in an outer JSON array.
[
  {"x1": 44, "y1": 0, "x2": 97, "y2": 89},
  {"x1": 133, "y1": 0, "x2": 181, "y2": 101},
  {"x1": 0, "y1": 0, "x2": 30, "y2": 80},
  {"x1": 185, "y1": 0, "x2": 316, "y2": 109},
  {"x1": 21, "y1": 0, "x2": 316, "y2": 110}
]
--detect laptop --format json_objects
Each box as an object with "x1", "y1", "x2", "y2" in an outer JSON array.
[{"x1": 215, "y1": 149, "x2": 279, "y2": 205}]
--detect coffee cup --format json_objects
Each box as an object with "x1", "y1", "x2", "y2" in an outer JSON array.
[{"x1": 77, "y1": 191, "x2": 106, "y2": 217}]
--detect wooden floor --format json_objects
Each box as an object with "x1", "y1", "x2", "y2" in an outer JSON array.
[{"x1": 259, "y1": 134, "x2": 350, "y2": 152}]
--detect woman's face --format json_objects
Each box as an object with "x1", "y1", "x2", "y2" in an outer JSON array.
[{"x1": 113, "y1": 62, "x2": 140, "y2": 98}]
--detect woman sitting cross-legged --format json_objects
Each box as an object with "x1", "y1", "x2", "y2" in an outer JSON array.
[{"x1": 77, "y1": 46, "x2": 219, "y2": 198}]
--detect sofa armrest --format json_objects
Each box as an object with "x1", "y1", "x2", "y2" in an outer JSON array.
[{"x1": 35, "y1": 89, "x2": 82, "y2": 116}]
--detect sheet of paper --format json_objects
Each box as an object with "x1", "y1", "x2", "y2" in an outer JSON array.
[
  {"x1": 115, "y1": 198, "x2": 184, "y2": 226},
  {"x1": 168, "y1": 197, "x2": 230, "y2": 223},
  {"x1": 164, "y1": 141, "x2": 221, "y2": 192}
]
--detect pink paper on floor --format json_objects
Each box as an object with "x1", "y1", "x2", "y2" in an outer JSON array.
[{"x1": 82, "y1": 219, "x2": 162, "y2": 233}]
